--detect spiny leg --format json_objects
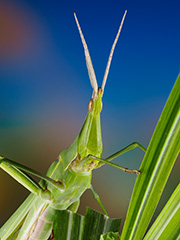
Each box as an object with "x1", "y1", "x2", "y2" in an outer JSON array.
[
  {"x1": 79, "y1": 142, "x2": 146, "y2": 174},
  {"x1": 89, "y1": 185, "x2": 109, "y2": 217},
  {"x1": 0, "y1": 157, "x2": 64, "y2": 197}
]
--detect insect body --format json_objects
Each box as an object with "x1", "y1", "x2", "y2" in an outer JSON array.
[{"x1": 0, "y1": 11, "x2": 145, "y2": 239}]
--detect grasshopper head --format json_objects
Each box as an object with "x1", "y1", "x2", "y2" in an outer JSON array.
[
  {"x1": 74, "y1": 11, "x2": 127, "y2": 116},
  {"x1": 88, "y1": 87, "x2": 103, "y2": 116},
  {"x1": 74, "y1": 12, "x2": 127, "y2": 161}
]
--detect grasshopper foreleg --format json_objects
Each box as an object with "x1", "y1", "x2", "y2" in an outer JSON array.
[
  {"x1": 79, "y1": 142, "x2": 146, "y2": 174},
  {"x1": 97, "y1": 142, "x2": 146, "y2": 174},
  {"x1": 104, "y1": 142, "x2": 146, "y2": 162}
]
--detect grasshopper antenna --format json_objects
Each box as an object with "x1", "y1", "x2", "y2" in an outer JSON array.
[
  {"x1": 101, "y1": 10, "x2": 127, "y2": 93},
  {"x1": 74, "y1": 13, "x2": 98, "y2": 100}
]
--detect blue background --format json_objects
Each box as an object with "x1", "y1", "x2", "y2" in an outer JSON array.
[{"x1": 0, "y1": 0, "x2": 179, "y2": 229}]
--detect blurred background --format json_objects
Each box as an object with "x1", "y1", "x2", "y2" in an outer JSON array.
[{"x1": 0, "y1": 0, "x2": 179, "y2": 230}]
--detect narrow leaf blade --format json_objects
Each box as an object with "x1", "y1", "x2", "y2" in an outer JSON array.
[
  {"x1": 53, "y1": 210, "x2": 83, "y2": 240},
  {"x1": 121, "y1": 74, "x2": 180, "y2": 240},
  {"x1": 144, "y1": 183, "x2": 180, "y2": 240}
]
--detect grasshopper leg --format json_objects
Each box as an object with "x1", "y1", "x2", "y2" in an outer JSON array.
[
  {"x1": 89, "y1": 185, "x2": 109, "y2": 216},
  {"x1": 0, "y1": 157, "x2": 64, "y2": 195},
  {"x1": 79, "y1": 142, "x2": 146, "y2": 174},
  {"x1": 97, "y1": 142, "x2": 146, "y2": 174},
  {"x1": 67, "y1": 200, "x2": 80, "y2": 213},
  {"x1": 104, "y1": 142, "x2": 146, "y2": 162}
]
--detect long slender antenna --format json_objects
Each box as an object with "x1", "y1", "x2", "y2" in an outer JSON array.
[
  {"x1": 74, "y1": 13, "x2": 98, "y2": 99},
  {"x1": 101, "y1": 10, "x2": 127, "y2": 92}
]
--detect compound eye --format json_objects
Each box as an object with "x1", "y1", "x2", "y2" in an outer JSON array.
[
  {"x1": 88, "y1": 99, "x2": 94, "y2": 112},
  {"x1": 101, "y1": 101, "x2": 103, "y2": 112}
]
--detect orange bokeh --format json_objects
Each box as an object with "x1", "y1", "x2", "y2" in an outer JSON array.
[{"x1": 0, "y1": 2, "x2": 37, "y2": 59}]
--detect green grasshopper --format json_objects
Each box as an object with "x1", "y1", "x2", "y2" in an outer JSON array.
[{"x1": 0, "y1": 11, "x2": 146, "y2": 239}]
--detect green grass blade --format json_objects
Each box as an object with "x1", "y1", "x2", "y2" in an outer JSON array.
[
  {"x1": 53, "y1": 209, "x2": 83, "y2": 240},
  {"x1": 53, "y1": 208, "x2": 121, "y2": 240},
  {"x1": 81, "y1": 208, "x2": 121, "y2": 240},
  {"x1": 144, "y1": 183, "x2": 180, "y2": 240},
  {"x1": 121, "y1": 74, "x2": 180, "y2": 240}
]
